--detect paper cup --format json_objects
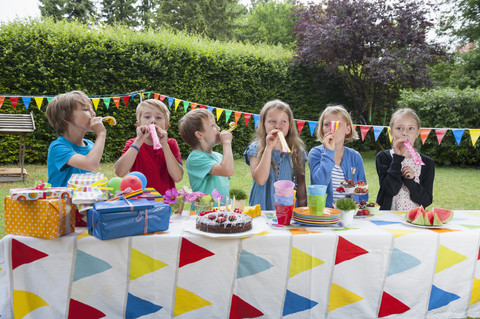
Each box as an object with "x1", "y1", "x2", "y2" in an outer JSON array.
[
  {"x1": 307, "y1": 194, "x2": 327, "y2": 215},
  {"x1": 274, "y1": 180, "x2": 295, "y2": 197},
  {"x1": 275, "y1": 204, "x2": 293, "y2": 225},
  {"x1": 307, "y1": 185, "x2": 327, "y2": 196}
]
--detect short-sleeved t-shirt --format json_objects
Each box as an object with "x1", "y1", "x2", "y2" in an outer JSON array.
[{"x1": 47, "y1": 136, "x2": 94, "y2": 187}]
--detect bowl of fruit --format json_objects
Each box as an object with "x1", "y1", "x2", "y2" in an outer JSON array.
[
  {"x1": 356, "y1": 200, "x2": 371, "y2": 217},
  {"x1": 366, "y1": 201, "x2": 380, "y2": 215},
  {"x1": 340, "y1": 179, "x2": 356, "y2": 193},
  {"x1": 355, "y1": 180, "x2": 368, "y2": 194}
]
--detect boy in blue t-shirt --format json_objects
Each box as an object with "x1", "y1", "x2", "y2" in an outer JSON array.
[
  {"x1": 178, "y1": 109, "x2": 234, "y2": 203},
  {"x1": 46, "y1": 91, "x2": 106, "y2": 187}
]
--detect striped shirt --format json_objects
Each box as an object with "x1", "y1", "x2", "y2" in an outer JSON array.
[{"x1": 332, "y1": 165, "x2": 346, "y2": 202}]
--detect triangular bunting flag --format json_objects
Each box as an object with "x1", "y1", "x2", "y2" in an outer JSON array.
[
  {"x1": 199, "y1": 104, "x2": 206, "y2": 109},
  {"x1": 387, "y1": 248, "x2": 421, "y2": 276},
  {"x1": 174, "y1": 287, "x2": 212, "y2": 316},
  {"x1": 34, "y1": 97, "x2": 44, "y2": 110},
  {"x1": 73, "y1": 249, "x2": 112, "y2": 281},
  {"x1": 207, "y1": 106, "x2": 214, "y2": 113},
  {"x1": 244, "y1": 113, "x2": 251, "y2": 127},
  {"x1": 21, "y1": 96, "x2": 31, "y2": 110},
  {"x1": 435, "y1": 128, "x2": 448, "y2": 145},
  {"x1": 470, "y1": 278, "x2": 480, "y2": 306},
  {"x1": 147, "y1": 92, "x2": 152, "y2": 99},
  {"x1": 91, "y1": 98, "x2": 100, "y2": 111},
  {"x1": 122, "y1": 96, "x2": 130, "y2": 107},
  {"x1": 130, "y1": 248, "x2": 167, "y2": 280},
  {"x1": 153, "y1": 93, "x2": 159, "y2": 100},
  {"x1": 68, "y1": 298, "x2": 106, "y2": 319},
  {"x1": 229, "y1": 294, "x2": 264, "y2": 319},
  {"x1": 174, "y1": 99, "x2": 181, "y2": 111},
  {"x1": 234, "y1": 111, "x2": 242, "y2": 124},
  {"x1": 179, "y1": 238, "x2": 214, "y2": 267},
  {"x1": 328, "y1": 283, "x2": 363, "y2": 312},
  {"x1": 452, "y1": 129, "x2": 464, "y2": 146},
  {"x1": 373, "y1": 126, "x2": 384, "y2": 141},
  {"x1": 436, "y1": 244, "x2": 468, "y2": 273},
  {"x1": 12, "y1": 238, "x2": 48, "y2": 269},
  {"x1": 47, "y1": 97, "x2": 54, "y2": 104},
  {"x1": 335, "y1": 236, "x2": 369, "y2": 264},
  {"x1": 102, "y1": 97, "x2": 110, "y2": 110},
  {"x1": 308, "y1": 121, "x2": 317, "y2": 136},
  {"x1": 353, "y1": 124, "x2": 357, "y2": 130},
  {"x1": 14, "y1": 290, "x2": 49, "y2": 318},
  {"x1": 0, "y1": 96, "x2": 5, "y2": 108},
  {"x1": 10, "y1": 96, "x2": 19, "y2": 109},
  {"x1": 183, "y1": 101, "x2": 190, "y2": 113},
  {"x1": 428, "y1": 285, "x2": 460, "y2": 311},
  {"x1": 253, "y1": 114, "x2": 260, "y2": 128},
  {"x1": 126, "y1": 293, "x2": 163, "y2": 318},
  {"x1": 420, "y1": 128, "x2": 431, "y2": 145},
  {"x1": 283, "y1": 289, "x2": 318, "y2": 316},
  {"x1": 378, "y1": 291, "x2": 410, "y2": 317},
  {"x1": 290, "y1": 247, "x2": 324, "y2": 277},
  {"x1": 225, "y1": 109, "x2": 232, "y2": 122},
  {"x1": 112, "y1": 97, "x2": 120, "y2": 109},
  {"x1": 359, "y1": 126, "x2": 370, "y2": 141},
  {"x1": 469, "y1": 129, "x2": 480, "y2": 146},
  {"x1": 191, "y1": 103, "x2": 197, "y2": 110},
  {"x1": 216, "y1": 108, "x2": 224, "y2": 121},
  {"x1": 167, "y1": 97, "x2": 174, "y2": 109},
  {"x1": 297, "y1": 120, "x2": 305, "y2": 135},
  {"x1": 159, "y1": 95, "x2": 166, "y2": 102},
  {"x1": 388, "y1": 128, "x2": 392, "y2": 143},
  {"x1": 237, "y1": 249, "x2": 273, "y2": 278}
]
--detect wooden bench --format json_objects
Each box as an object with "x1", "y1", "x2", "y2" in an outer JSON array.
[{"x1": 0, "y1": 112, "x2": 36, "y2": 182}]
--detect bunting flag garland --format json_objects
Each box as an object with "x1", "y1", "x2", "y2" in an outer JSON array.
[
  {"x1": 1, "y1": 91, "x2": 479, "y2": 147},
  {"x1": 388, "y1": 128, "x2": 393, "y2": 143}
]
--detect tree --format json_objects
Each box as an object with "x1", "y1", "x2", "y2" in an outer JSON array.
[
  {"x1": 64, "y1": 0, "x2": 97, "y2": 23},
  {"x1": 39, "y1": 0, "x2": 66, "y2": 22},
  {"x1": 137, "y1": 0, "x2": 158, "y2": 29},
  {"x1": 292, "y1": 0, "x2": 445, "y2": 126},
  {"x1": 440, "y1": 0, "x2": 480, "y2": 42},
  {"x1": 101, "y1": 0, "x2": 138, "y2": 27}
]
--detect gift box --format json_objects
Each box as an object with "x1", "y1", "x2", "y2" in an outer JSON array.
[
  {"x1": 9, "y1": 187, "x2": 72, "y2": 201},
  {"x1": 4, "y1": 196, "x2": 75, "y2": 239},
  {"x1": 68, "y1": 172, "x2": 109, "y2": 202},
  {"x1": 87, "y1": 198, "x2": 171, "y2": 240}
]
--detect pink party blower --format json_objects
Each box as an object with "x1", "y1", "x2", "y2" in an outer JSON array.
[{"x1": 148, "y1": 124, "x2": 162, "y2": 150}]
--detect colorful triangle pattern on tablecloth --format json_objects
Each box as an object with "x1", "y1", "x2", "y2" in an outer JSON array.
[
  {"x1": 12, "y1": 238, "x2": 48, "y2": 269},
  {"x1": 428, "y1": 285, "x2": 460, "y2": 311},
  {"x1": 370, "y1": 220, "x2": 401, "y2": 226},
  {"x1": 229, "y1": 294, "x2": 264, "y2": 319},
  {"x1": 13, "y1": 290, "x2": 49, "y2": 318},
  {"x1": 130, "y1": 248, "x2": 167, "y2": 280},
  {"x1": 283, "y1": 289, "x2": 318, "y2": 316},
  {"x1": 328, "y1": 283, "x2": 363, "y2": 312},
  {"x1": 470, "y1": 277, "x2": 480, "y2": 306},
  {"x1": 68, "y1": 298, "x2": 106, "y2": 319},
  {"x1": 125, "y1": 293, "x2": 163, "y2": 318},
  {"x1": 378, "y1": 291, "x2": 410, "y2": 317},
  {"x1": 236, "y1": 249, "x2": 273, "y2": 279},
  {"x1": 436, "y1": 244, "x2": 468, "y2": 273},
  {"x1": 460, "y1": 224, "x2": 480, "y2": 230},
  {"x1": 178, "y1": 238, "x2": 214, "y2": 267},
  {"x1": 383, "y1": 228, "x2": 419, "y2": 238},
  {"x1": 73, "y1": 249, "x2": 112, "y2": 281},
  {"x1": 289, "y1": 247, "x2": 324, "y2": 278},
  {"x1": 335, "y1": 236, "x2": 368, "y2": 265},
  {"x1": 174, "y1": 286, "x2": 212, "y2": 316},
  {"x1": 388, "y1": 248, "x2": 421, "y2": 276}
]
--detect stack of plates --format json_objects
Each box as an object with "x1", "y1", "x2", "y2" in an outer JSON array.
[{"x1": 293, "y1": 207, "x2": 341, "y2": 225}]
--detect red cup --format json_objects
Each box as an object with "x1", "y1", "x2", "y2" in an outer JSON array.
[{"x1": 275, "y1": 204, "x2": 294, "y2": 225}]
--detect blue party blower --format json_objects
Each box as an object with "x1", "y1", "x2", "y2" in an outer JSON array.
[{"x1": 87, "y1": 198, "x2": 171, "y2": 240}]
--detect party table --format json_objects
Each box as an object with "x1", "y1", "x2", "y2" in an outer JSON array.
[{"x1": 1, "y1": 210, "x2": 480, "y2": 319}]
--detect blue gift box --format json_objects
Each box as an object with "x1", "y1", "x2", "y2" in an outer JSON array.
[{"x1": 87, "y1": 198, "x2": 171, "y2": 240}]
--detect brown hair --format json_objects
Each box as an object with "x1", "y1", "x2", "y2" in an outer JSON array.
[
  {"x1": 389, "y1": 108, "x2": 420, "y2": 129},
  {"x1": 179, "y1": 108, "x2": 213, "y2": 148},
  {"x1": 316, "y1": 105, "x2": 358, "y2": 143},
  {"x1": 46, "y1": 90, "x2": 92, "y2": 136},
  {"x1": 136, "y1": 99, "x2": 170, "y2": 123}
]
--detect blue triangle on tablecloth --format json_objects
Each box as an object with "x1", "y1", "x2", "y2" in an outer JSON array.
[
  {"x1": 388, "y1": 248, "x2": 421, "y2": 276},
  {"x1": 126, "y1": 293, "x2": 162, "y2": 318},
  {"x1": 73, "y1": 250, "x2": 112, "y2": 281},
  {"x1": 283, "y1": 289, "x2": 318, "y2": 316},
  {"x1": 308, "y1": 121, "x2": 317, "y2": 136},
  {"x1": 370, "y1": 220, "x2": 401, "y2": 226},
  {"x1": 428, "y1": 285, "x2": 460, "y2": 311},
  {"x1": 237, "y1": 249, "x2": 273, "y2": 279}
]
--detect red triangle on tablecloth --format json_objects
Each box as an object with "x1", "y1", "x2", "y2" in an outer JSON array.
[
  {"x1": 179, "y1": 238, "x2": 214, "y2": 267},
  {"x1": 229, "y1": 294, "x2": 264, "y2": 319},
  {"x1": 378, "y1": 291, "x2": 410, "y2": 317},
  {"x1": 12, "y1": 238, "x2": 48, "y2": 270},
  {"x1": 335, "y1": 236, "x2": 368, "y2": 265},
  {"x1": 68, "y1": 299, "x2": 106, "y2": 319}
]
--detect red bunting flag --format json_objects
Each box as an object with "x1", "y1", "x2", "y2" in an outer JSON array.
[
  {"x1": 153, "y1": 93, "x2": 159, "y2": 100},
  {"x1": 435, "y1": 128, "x2": 448, "y2": 145},
  {"x1": 122, "y1": 96, "x2": 129, "y2": 107},
  {"x1": 360, "y1": 125, "x2": 370, "y2": 141},
  {"x1": 199, "y1": 105, "x2": 206, "y2": 109},
  {"x1": 112, "y1": 97, "x2": 120, "y2": 109},
  {"x1": 244, "y1": 113, "x2": 252, "y2": 127},
  {"x1": 234, "y1": 111, "x2": 242, "y2": 124},
  {"x1": 159, "y1": 95, "x2": 166, "y2": 102},
  {"x1": 420, "y1": 128, "x2": 431, "y2": 145},
  {"x1": 9, "y1": 96, "x2": 19, "y2": 109},
  {"x1": 190, "y1": 103, "x2": 197, "y2": 110},
  {"x1": 297, "y1": 120, "x2": 305, "y2": 134},
  {"x1": 0, "y1": 96, "x2": 5, "y2": 108}
]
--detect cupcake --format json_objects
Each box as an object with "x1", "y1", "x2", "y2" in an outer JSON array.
[
  {"x1": 355, "y1": 180, "x2": 368, "y2": 194},
  {"x1": 341, "y1": 179, "x2": 355, "y2": 193}
]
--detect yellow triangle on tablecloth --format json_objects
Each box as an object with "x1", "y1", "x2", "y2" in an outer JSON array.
[
  {"x1": 14, "y1": 290, "x2": 49, "y2": 318},
  {"x1": 384, "y1": 228, "x2": 419, "y2": 238},
  {"x1": 470, "y1": 277, "x2": 480, "y2": 305},
  {"x1": 130, "y1": 248, "x2": 167, "y2": 280},
  {"x1": 174, "y1": 287, "x2": 212, "y2": 316},
  {"x1": 289, "y1": 229, "x2": 321, "y2": 235},
  {"x1": 328, "y1": 283, "x2": 363, "y2": 312},
  {"x1": 436, "y1": 244, "x2": 468, "y2": 273},
  {"x1": 256, "y1": 231, "x2": 274, "y2": 236},
  {"x1": 290, "y1": 247, "x2": 324, "y2": 278},
  {"x1": 77, "y1": 230, "x2": 90, "y2": 239}
]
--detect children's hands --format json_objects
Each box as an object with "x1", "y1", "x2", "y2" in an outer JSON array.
[
  {"x1": 402, "y1": 166, "x2": 414, "y2": 179},
  {"x1": 136, "y1": 125, "x2": 150, "y2": 145},
  {"x1": 266, "y1": 129, "x2": 280, "y2": 149},
  {"x1": 392, "y1": 137, "x2": 407, "y2": 156},
  {"x1": 219, "y1": 130, "x2": 233, "y2": 144},
  {"x1": 90, "y1": 117, "x2": 106, "y2": 135},
  {"x1": 156, "y1": 126, "x2": 169, "y2": 147},
  {"x1": 322, "y1": 132, "x2": 335, "y2": 150}
]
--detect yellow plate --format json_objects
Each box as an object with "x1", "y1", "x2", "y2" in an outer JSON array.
[{"x1": 293, "y1": 207, "x2": 340, "y2": 217}]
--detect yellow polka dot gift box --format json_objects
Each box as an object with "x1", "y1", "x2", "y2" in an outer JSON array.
[{"x1": 4, "y1": 191, "x2": 75, "y2": 239}]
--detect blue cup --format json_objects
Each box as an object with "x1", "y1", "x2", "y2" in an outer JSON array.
[
  {"x1": 307, "y1": 185, "x2": 327, "y2": 196},
  {"x1": 275, "y1": 194, "x2": 294, "y2": 206}
]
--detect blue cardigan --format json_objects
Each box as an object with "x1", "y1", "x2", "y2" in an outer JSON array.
[{"x1": 309, "y1": 145, "x2": 368, "y2": 207}]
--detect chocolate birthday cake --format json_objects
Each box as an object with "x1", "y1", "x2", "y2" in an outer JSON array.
[{"x1": 196, "y1": 211, "x2": 253, "y2": 233}]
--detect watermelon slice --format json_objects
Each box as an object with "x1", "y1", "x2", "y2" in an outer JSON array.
[
  {"x1": 406, "y1": 206, "x2": 424, "y2": 222},
  {"x1": 426, "y1": 210, "x2": 444, "y2": 226},
  {"x1": 411, "y1": 211, "x2": 425, "y2": 225},
  {"x1": 431, "y1": 207, "x2": 453, "y2": 224}
]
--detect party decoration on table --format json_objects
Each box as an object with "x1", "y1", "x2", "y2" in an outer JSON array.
[
  {"x1": 277, "y1": 131, "x2": 291, "y2": 153},
  {"x1": 405, "y1": 206, "x2": 453, "y2": 227},
  {"x1": 226, "y1": 122, "x2": 237, "y2": 132},
  {"x1": 120, "y1": 175, "x2": 143, "y2": 192},
  {"x1": 148, "y1": 123, "x2": 162, "y2": 149},
  {"x1": 34, "y1": 180, "x2": 51, "y2": 190},
  {"x1": 330, "y1": 121, "x2": 339, "y2": 133},
  {"x1": 128, "y1": 171, "x2": 147, "y2": 189},
  {"x1": 404, "y1": 140, "x2": 425, "y2": 166},
  {"x1": 107, "y1": 176, "x2": 122, "y2": 195},
  {"x1": 102, "y1": 116, "x2": 117, "y2": 126}
]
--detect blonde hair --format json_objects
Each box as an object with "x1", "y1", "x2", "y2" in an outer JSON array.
[
  {"x1": 389, "y1": 108, "x2": 420, "y2": 129},
  {"x1": 316, "y1": 105, "x2": 358, "y2": 143},
  {"x1": 254, "y1": 99, "x2": 305, "y2": 176},
  {"x1": 179, "y1": 108, "x2": 213, "y2": 148},
  {"x1": 136, "y1": 99, "x2": 170, "y2": 123},
  {"x1": 46, "y1": 90, "x2": 92, "y2": 136}
]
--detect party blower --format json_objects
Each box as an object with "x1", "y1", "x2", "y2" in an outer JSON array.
[{"x1": 277, "y1": 131, "x2": 291, "y2": 153}]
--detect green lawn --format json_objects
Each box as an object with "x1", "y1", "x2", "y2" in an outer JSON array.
[{"x1": 1, "y1": 151, "x2": 479, "y2": 238}]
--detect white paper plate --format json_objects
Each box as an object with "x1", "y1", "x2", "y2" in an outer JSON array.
[
  {"x1": 401, "y1": 220, "x2": 449, "y2": 229},
  {"x1": 183, "y1": 218, "x2": 267, "y2": 239}
]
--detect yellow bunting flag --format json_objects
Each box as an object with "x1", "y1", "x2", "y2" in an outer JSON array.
[
  {"x1": 216, "y1": 108, "x2": 224, "y2": 121},
  {"x1": 34, "y1": 97, "x2": 44, "y2": 110},
  {"x1": 388, "y1": 128, "x2": 392, "y2": 143},
  {"x1": 91, "y1": 98, "x2": 100, "y2": 111},
  {"x1": 174, "y1": 99, "x2": 181, "y2": 111},
  {"x1": 469, "y1": 129, "x2": 480, "y2": 146}
]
